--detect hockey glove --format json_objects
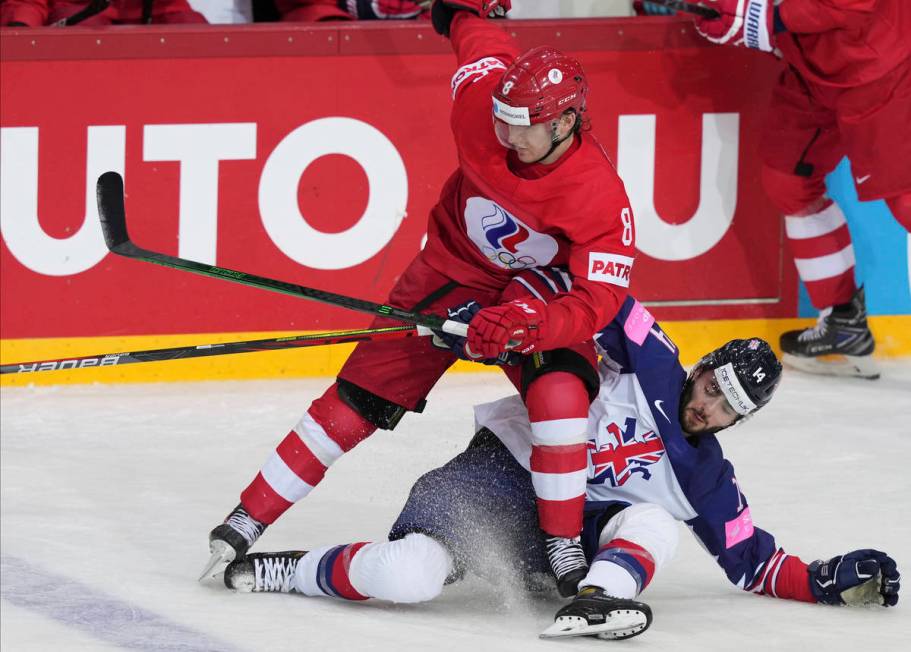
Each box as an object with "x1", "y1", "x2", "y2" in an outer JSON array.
[
  {"x1": 694, "y1": 0, "x2": 775, "y2": 52},
  {"x1": 808, "y1": 549, "x2": 900, "y2": 607},
  {"x1": 431, "y1": 300, "x2": 521, "y2": 365},
  {"x1": 633, "y1": 1, "x2": 677, "y2": 16},
  {"x1": 339, "y1": 0, "x2": 425, "y2": 20},
  {"x1": 431, "y1": 0, "x2": 510, "y2": 37},
  {"x1": 467, "y1": 297, "x2": 546, "y2": 358}
]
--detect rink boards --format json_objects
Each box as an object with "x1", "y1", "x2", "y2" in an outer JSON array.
[{"x1": 1, "y1": 18, "x2": 908, "y2": 385}]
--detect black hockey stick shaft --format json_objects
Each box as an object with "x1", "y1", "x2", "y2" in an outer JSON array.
[
  {"x1": 0, "y1": 325, "x2": 424, "y2": 375},
  {"x1": 54, "y1": 0, "x2": 111, "y2": 27},
  {"x1": 95, "y1": 172, "x2": 468, "y2": 337},
  {"x1": 646, "y1": 0, "x2": 720, "y2": 19}
]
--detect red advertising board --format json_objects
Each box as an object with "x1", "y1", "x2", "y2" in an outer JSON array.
[{"x1": 0, "y1": 19, "x2": 793, "y2": 341}]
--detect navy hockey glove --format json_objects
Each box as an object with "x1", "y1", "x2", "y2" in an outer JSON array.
[
  {"x1": 431, "y1": 300, "x2": 521, "y2": 365},
  {"x1": 808, "y1": 549, "x2": 900, "y2": 607},
  {"x1": 633, "y1": 1, "x2": 677, "y2": 16},
  {"x1": 431, "y1": 0, "x2": 510, "y2": 37}
]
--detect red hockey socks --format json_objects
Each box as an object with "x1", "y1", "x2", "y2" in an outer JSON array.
[
  {"x1": 525, "y1": 371, "x2": 590, "y2": 538},
  {"x1": 241, "y1": 384, "x2": 376, "y2": 524}
]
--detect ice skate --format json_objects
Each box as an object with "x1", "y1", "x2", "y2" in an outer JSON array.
[
  {"x1": 780, "y1": 287, "x2": 879, "y2": 380},
  {"x1": 540, "y1": 586, "x2": 652, "y2": 641},
  {"x1": 224, "y1": 551, "x2": 307, "y2": 593},
  {"x1": 544, "y1": 535, "x2": 589, "y2": 598},
  {"x1": 199, "y1": 504, "x2": 267, "y2": 581}
]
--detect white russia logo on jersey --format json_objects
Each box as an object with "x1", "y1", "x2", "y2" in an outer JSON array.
[
  {"x1": 465, "y1": 197, "x2": 559, "y2": 270},
  {"x1": 588, "y1": 252, "x2": 634, "y2": 287},
  {"x1": 451, "y1": 57, "x2": 507, "y2": 99}
]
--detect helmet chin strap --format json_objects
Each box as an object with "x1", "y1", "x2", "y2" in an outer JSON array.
[{"x1": 531, "y1": 120, "x2": 574, "y2": 164}]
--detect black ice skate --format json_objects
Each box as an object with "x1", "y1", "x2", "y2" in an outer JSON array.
[
  {"x1": 199, "y1": 504, "x2": 267, "y2": 581},
  {"x1": 224, "y1": 551, "x2": 307, "y2": 593},
  {"x1": 544, "y1": 535, "x2": 589, "y2": 598},
  {"x1": 779, "y1": 286, "x2": 879, "y2": 380},
  {"x1": 539, "y1": 586, "x2": 652, "y2": 641}
]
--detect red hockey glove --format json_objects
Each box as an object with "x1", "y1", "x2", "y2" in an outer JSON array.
[
  {"x1": 431, "y1": 0, "x2": 510, "y2": 37},
  {"x1": 694, "y1": 0, "x2": 775, "y2": 52},
  {"x1": 467, "y1": 298, "x2": 546, "y2": 358},
  {"x1": 339, "y1": 0, "x2": 425, "y2": 20}
]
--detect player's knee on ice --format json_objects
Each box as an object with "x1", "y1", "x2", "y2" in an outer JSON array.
[
  {"x1": 581, "y1": 503, "x2": 679, "y2": 598},
  {"x1": 351, "y1": 534, "x2": 454, "y2": 603},
  {"x1": 598, "y1": 503, "x2": 679, "y2": 568}
]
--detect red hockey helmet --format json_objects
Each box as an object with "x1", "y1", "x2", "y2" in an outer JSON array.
[{"x1": 492, "y1": 46, "x2": 589, "y2": 127}]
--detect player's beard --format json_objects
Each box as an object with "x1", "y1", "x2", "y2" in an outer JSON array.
[{"x1": 678, "y1": 377, "x2": 727, "y2": 437}]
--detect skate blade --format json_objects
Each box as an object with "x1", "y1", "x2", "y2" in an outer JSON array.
[
  {"x1": 539, "y1": 611, "x2": 649, "y2": 641},
  {"x1": 198, "y1": 539, "x2": 237, "y2": 582},
  {"x1": 782, "y1": 353, "x2": 880, "y2": 380}
]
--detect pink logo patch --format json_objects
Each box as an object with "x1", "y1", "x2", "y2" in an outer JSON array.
[
  {"x1": 724, "y1": 508, "x2": 754, "y2": 549},
  {"x1": 623, "y1": 301, "x2": 654, "y2": 345}
]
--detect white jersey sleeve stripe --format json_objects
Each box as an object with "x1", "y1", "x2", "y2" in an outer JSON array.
[{"x1": 531, "y1": 468, "x2": 589, "y2": 501}]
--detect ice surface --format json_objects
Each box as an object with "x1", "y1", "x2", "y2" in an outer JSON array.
[{"x1": 2, "y1": 365, "x2": 910, "y2": 651}]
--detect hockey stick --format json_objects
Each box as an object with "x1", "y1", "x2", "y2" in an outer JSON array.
[
  {"x1": 53, "y1": 0, "x2": 111, "y2": 27},
  {"x1": 643, "y1": 1, "x2": 720, "y2": 19},
  {"x1": 95, "y1": 172, "x2": 469, "y2": 338},
  {"x1": 0, "y1": 325, "x2": 428, "y2": 376}
]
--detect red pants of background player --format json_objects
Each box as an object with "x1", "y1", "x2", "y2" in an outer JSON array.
[
  {"x1": 238, "y1": 253, "x2": 596, "y2": 538},
  {"x1": 760, "y1": 57, "x2": 911, "y2": 310}
]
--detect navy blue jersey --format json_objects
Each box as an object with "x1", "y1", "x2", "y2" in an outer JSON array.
[{"x1": 475, "y1": 296, "x2": 814, "y2": 602}]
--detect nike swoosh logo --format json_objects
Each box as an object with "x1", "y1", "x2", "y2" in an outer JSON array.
[
  {"x1": 654, "y1": 400, "x2": 671, "y2": 423},
  {"x1": 855, "y1": 174, "x2": 872, "y2": 184}
]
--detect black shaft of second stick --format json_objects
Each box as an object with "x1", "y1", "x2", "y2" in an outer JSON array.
[
  {"x1": 0, "y1": 326, "x2": 418, "y2": 375},
  {"x1": 95, "y1": 172, "x2": 449, "y2": 332}
]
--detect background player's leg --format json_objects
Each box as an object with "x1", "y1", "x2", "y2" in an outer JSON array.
[
  {"x1": 759, "y1": 70, "x2": 877, "y2": 378},
  {"x1": 885, "y1": 194, "x2": 911, "y2": 231}
]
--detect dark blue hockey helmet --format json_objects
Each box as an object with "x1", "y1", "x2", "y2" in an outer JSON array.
[{"x1": 693, "y1": 338, "x2": 782, "y2": 417}]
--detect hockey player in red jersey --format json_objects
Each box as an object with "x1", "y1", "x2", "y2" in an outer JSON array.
[
  {"x1": 690, "y1": 0, "x2": 911, "y2": 379},
  {"x1": 202, "y1": 0, "x2": 637, "y2": 597}
]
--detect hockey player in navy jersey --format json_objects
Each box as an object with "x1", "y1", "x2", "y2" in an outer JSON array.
[{"x1": 220, "y1": 270, "x2": 900, "y2": 641}]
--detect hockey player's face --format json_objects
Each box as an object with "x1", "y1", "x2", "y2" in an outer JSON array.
[
  {"x1": 494, "y1": 118, "x2": 562, "y2": 163},
  {"x1": 680, "y1": 368, "x2": 740, "y2": 434}
]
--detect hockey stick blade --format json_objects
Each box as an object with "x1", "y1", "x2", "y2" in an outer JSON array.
[
  {"x1": 96, "y1": 170, "x2": 133, "y2": 252},
  {"x1": 94, "y1": 173, "x2": 469, "y2": 337},
  {"x1": 646, "y1": 0, "x2": 720, "y2": 19}
]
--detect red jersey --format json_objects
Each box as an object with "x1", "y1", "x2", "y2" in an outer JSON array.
[
  {"x1": 421, "y1": 12, "x2": 637, "y2": 349},
  {"x1": 777, "y1": 0, "x2": 911, "y2": 87}
]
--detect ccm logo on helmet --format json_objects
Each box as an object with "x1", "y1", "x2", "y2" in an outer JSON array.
[{"x1": 588, "y1": 252, "x2": 634, "y2": 287}]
